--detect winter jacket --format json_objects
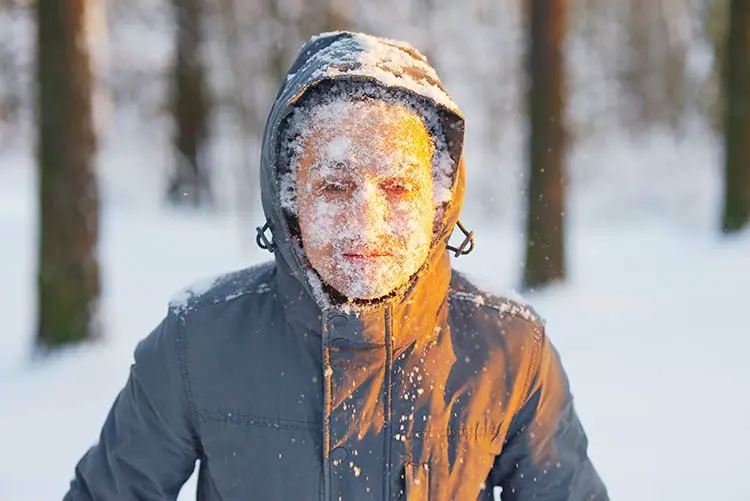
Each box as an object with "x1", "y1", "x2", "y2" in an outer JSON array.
[{"x1": 64, "y1": 31, "x2": 608, "y2": 501}]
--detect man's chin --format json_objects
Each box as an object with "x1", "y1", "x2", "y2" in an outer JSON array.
[
  {"x1": 330, "y1": 275, "x2": 411, "y2": 303},
  {"x1": 319, "y1": 257, "x2": 421, "y2": 303}
]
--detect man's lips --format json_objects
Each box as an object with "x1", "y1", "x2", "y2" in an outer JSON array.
[{"x1": 342, "y1": 251, "x2": 393, "y2": 260}]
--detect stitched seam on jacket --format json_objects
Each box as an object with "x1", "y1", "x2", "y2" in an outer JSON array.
[
  {"x1": 322, "y1": 319, "x2": 333, "y2": 501},
  {"x1": 204, "y1": 466, "x2": 226, "y2": 501},
  {"x1": 495, "y1": 325, "x2": 545, "y2": 451},
  {"x1": 383, "y1": 307, "x2": 394, "y2": 500},
  {"x1": 174, "y1": 310, "x2": 203, "y2": 452},
  {"x1": 197, "y1": 410, "x2": 322, "y2": 431},
  {"x1": 448, "y1": 289, "x2": 545, "y2": 444},
  {"x1": 519, "y1": 324, "x2": 545, "y2": 409}
]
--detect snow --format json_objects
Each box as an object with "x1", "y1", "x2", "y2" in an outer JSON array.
[
  {"x1": 279, "y1": 171, "x2": 298, "y2": 214},
  {"x1": 448, "y1": 293, "x2": 540, "y2": 324},
  {"x1": 2, "y1": 142, "x2": 749, "y2": 500},
  {"x1": 307, "y1": 268, "x2": 332, "y2": 310},
  {"x1": 450, "y1": 291, "x2": 487, "y2": 308},
  {"x1": 305, "y1": 33, "x2": 461, "y2": 116},
  {"x1": 326, "y1": 135, "x2": 352, "y2": 161},
  {"x1": 169, "y1": 274, "x2": 223, "y2": 313},
  {"x1": 286, "y1": 98, "x2": 439, "y2": 303},
  {"x1": 1, "y1": 10, "x2": 749, "y2": 500},
  {"x1": 279, "y1": 81, "x2": 455, "y2": 218}
]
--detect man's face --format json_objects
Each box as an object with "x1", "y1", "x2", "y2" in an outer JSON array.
[{"x1": 295, "y1": 100, "x2": 436, "y2": 300}]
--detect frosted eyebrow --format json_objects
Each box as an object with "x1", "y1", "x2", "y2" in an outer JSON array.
[
  {"x1": 309, "y1": 160, "x2": 351, "y2": 175},
  {"x1": 385, "y1": 161, "x2": 431, "y2": 178}
]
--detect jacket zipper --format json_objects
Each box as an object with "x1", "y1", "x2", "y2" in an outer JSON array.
[
  {"x1": 322, "y1": 318, "x2": 332, "y2": 501},
  {"x1": 382, "y1": 308, "x2": 394, "y2": 499}
]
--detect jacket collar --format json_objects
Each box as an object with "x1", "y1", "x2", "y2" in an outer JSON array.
[{"x1": 274, "y1": 249, "x2": 451, "y2": 350}]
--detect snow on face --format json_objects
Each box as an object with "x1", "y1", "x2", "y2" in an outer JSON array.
[
  {"x1": 294, "y1": 100, "x2": 436, "y2": 301},
  {"x1": 279, "y1": 83, "x2": 455, "y2": 217}
]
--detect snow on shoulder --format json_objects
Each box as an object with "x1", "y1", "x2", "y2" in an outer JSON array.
[
  {"x1": 449, "y1": 288, "x2": 544, "y2": 325},
  {"x1": 169, "y1": 263, "x2": 275, "y2": 315}
]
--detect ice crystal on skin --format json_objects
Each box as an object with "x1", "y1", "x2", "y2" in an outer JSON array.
[
  {"x1": 276, "y1": 76, "x2": 459, "y2": 306},
  {"x1": 279, "y1": 82, "x2": 455, "y2": 217},
  {"x1": 307, "y1": 269, "x2": 331, "y2": 309},
  {"x1": 293, "y1": 99, "x2": 436, "y2": 301},
  {"x1": 326, "y1": 136, "x2": 351, "y2": 162}
]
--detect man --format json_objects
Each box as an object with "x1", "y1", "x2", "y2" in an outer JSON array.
[{"x1": 65, "y1": 31, "x2": 608, "y2": 500}]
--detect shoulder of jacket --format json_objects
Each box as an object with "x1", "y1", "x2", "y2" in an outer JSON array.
[
  {"x1": 168, "y1": 261, "x2": 276, "y2": 318},
  {"x1": 448, "y1": 272, "x2": 546, "y2": 330}
]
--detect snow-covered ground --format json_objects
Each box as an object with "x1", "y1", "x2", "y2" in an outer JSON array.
[{"x1": 1, "y1": 130, "x2": 749, "y2": 501}]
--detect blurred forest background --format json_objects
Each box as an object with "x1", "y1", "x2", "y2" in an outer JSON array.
[
  {"x1": 3, "y1": 0, "x2": 746, "y2": 348},
  {"x1": 2, "y1": 1, "x2": 750, "y2": 499}
]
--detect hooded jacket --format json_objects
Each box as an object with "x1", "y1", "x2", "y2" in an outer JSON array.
[{"x1": 64, "y1": 32, "x2": 608, "y2": 501}]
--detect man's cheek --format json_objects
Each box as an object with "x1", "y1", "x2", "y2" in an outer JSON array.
[
  {"x1": 392, "y1": 202, "x2": 432, "y2": 230},
  {"x1": 313, "y1": 201, "x2": 347, "y2": 225}
]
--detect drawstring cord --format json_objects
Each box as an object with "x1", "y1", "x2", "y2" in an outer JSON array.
[
  {"x1": 446, "y1": 220, "x2": 475, "y2": 257},
  {"x1": 256, "y1": 221, "x2": 276, "y2": 252},
  {"x1": 256, "y1": 219, "x2": 475, "y2": 258}
]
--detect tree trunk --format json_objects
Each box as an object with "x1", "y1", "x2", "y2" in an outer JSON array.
[
  {"x1": 722, "y1": 0, "x2": 750, "y2": 233},
  {"x1": 300, "y1": 0, "x2": 351, "y2": 42},
  {"x1": 36, "y1": 0, "x2": 101, "y2": 349},
  {"x1": 265, "y1": 0, "x2": 289, "y2": 85},
  {"x1": 523, "y1": 0, "x2": 568, "y2": 290},
  {"x1": 167, "y1": 0, "x2": 211, "y2": 207},
  {"x1": 322, "y1": 0, "x2": 350, "y2": 33},
  {"x1": 216, "y1": 0, "x2": 259, "y2": 232},
  {"x1": 705, "y1": 0, "x2": 730, "y2": 135},
  {"x1": 86, "y1": 0, "x2": 111, "y2": 137}
]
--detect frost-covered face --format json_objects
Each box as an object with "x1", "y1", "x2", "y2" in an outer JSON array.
[{"x1": 296, "y1": 100, "x2": 436, "y2": 300}]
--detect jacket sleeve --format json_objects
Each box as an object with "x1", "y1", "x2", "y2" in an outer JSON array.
[
  {"x1": 63, "y1": 310, "x2": 200, "y2": 501},
  {"x1": 490, "y1": 333, "x2": 608, "y2": 501}
]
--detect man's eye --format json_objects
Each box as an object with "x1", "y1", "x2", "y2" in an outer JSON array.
[
  {"x1": 320, "y1": 181, "x2": 349, "y2": 194},
  {"x1": 381, "y1": 180, "x2": 415, "y2": 196}
]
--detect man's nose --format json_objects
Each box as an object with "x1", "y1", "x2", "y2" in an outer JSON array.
[{"x1": 352, "y1": 184, "x2": 388, "y2": 231}]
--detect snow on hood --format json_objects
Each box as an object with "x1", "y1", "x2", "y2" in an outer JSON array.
[{"x1": 258, "y1": 31, "x2": 467, "y2": 310}]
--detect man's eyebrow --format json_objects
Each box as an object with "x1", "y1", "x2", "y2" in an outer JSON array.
[
  {"x1": 385, "y1": 159, "x2": 431, "y2": 174},
  {"x1": 309, "y1": 160, "x2": 351, "y2": 174}
]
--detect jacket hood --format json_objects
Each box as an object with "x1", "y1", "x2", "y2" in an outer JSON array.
[{"x1": 258, "y1": 31, "x2": 468, "y2": 313}]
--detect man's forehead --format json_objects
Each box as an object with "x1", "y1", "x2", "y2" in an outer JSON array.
[
  {"x1": 303, "y1": 98, "x2": 426, "y2": 132},
  {"x1": 299, "y1": 102, "x2": 434, "y2": 176},
  {"x1": 306, "y1": 153, "x2": 431, "y2": 177}
]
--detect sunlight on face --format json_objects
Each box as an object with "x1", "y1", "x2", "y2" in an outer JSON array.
[{"x1": 296, "y1": 100, "x2": 436, "y2": 300}]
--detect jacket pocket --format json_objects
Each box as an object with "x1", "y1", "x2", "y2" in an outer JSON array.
[{"x1": 405, "y1": 463, "x2": 430, "y2": 501}]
